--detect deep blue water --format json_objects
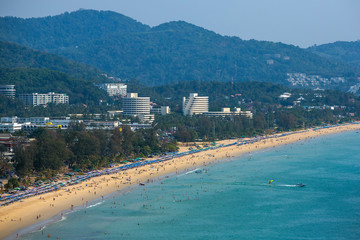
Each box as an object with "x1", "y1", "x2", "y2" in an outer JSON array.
[{"x1": 21, "y1": 131, "x2": 360, "y2": 240}]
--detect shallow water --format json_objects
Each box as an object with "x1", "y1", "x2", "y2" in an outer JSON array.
[{"x1": 21, "y1": 131, "x2": 360, "y2": 239}]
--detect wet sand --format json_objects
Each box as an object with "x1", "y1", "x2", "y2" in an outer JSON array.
[{"x1": 1, "y1": 123, "x2": 360, "y2": 239}]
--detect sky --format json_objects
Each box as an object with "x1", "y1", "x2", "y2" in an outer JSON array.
[{"x1": 0, "y1": 0, "x2": 359, "y2": 48}]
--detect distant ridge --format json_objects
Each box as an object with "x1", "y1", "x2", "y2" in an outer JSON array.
[
  {"x1": 308, "y1": 41, "x2": 360, "y2": 66},
  {"x1": 0, "y1": 9, "x2": 359, "y2": 91}
]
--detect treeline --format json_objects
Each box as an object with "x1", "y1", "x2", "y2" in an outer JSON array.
[
  {"x1": 155, "y1": 106, "x2": 350, "y2": 142},
  {"x1": 128, "y1": 80, "x2": 360, "y2": 114},
  {"x1": 14, "y1": 124, "x2": 177, "y2": 176}
]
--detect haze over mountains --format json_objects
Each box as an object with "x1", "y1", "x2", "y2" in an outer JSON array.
[
  {"x1": 308, "y1": 41, "x2": 360, "y2": 67},
  {"x1": 0, "y1": 9, "x2": 359, "y2": 92}
]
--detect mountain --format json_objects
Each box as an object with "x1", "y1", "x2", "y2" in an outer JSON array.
[
  {"x1": 0, "y1": 9, "x2": 149, "y2": 51},
  {"x1": 1, "y1": 9, "x2": 359, "y2": 90},
  {"x1": 0, "y1": 41, "x2": 106, "y2": 82},
  {"x1": 0, "y1": 41, "x2": 110, "y2": 104},
  {"x1": 308, "y1": 41, "x2": 360, "y2": 66}
]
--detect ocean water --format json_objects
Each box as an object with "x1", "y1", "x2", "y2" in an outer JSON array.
[{"x1": 21, "y1": 131, "x2": 360, "y2": 240}]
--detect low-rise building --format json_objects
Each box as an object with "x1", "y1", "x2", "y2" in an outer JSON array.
[
  {"x1": 100, "y1": 83, "x2": 127, "y2": 96},
  {"x1": 84, "y1": 121, "x2": 120, "y2": 130},
  {"x1": 151, "y1": 106, "x2": 171, "y2": 115},
  {"x1": 0, "y1": 122, "x2": 22, "y2": 132},
  {"x1": 203, "y1": 107, "x2": 253, "y2": 118}
]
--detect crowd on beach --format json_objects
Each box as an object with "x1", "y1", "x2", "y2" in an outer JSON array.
[
  {"x1": 0, "y1": 122, "x2": 360, "y2": 240},
  {"x1": 0, "y1": 122, "x2": 358, "y2": 208}
]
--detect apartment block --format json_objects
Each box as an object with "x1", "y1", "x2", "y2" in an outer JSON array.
[
  {"x1": 19, "y1": 92, "x2": 69, "y2": 106},
  {"x1": 100, "y1": 83, "x2": 127, "y2": 96}
]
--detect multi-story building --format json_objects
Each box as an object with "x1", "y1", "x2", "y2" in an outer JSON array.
[
  {"x1": 0, "y1": 85, "x2": 16, "y2": 98},
  {"x1": 203, "y1": 108, "x2": 253, "y2": 118},
  {"x1": 122, "y1": 93, "x2": 154, "y2": 123},
  {"x1": 100, "y1": 83, "x2": 127, "y2": 96},
  {"x1": 18, "y1": 92, "x2": 69, "y2": 106},
  {"x1": 183, "y1": 93, "x2": 209, "y2": 116},
  {"x1": 123, "y1": 93, "x2": 150, "y2": 115}
]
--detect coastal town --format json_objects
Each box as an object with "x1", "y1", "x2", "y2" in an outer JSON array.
[{"x1": 1, "y1": 2, "x2": 360, "y2": 239}]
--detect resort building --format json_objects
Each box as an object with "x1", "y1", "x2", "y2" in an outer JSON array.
[
  {"x1": 0, "y1": 85, "x2": 16, "y2": 98},
  {"x1": 122, "y1": 93, "x2": 154, "y2": 123},
  {"x1": 19, "y1": 92, "x2": 69, "y2": 106},
  {"x1": 183, "y1": 93, "x2": 209, "y2": 116},
  {"x1": 151, "y1": 106, "x2": 171, "y2": 115},
  {"x1": 203, "y1": 108, "x2": 253, "y2": 118},
  {"x1": 100, "y1": 83, "x2": 127, "y2": 96},
  {"x1": 0, "y1": 122, "x2": 22, "y2": 133}
]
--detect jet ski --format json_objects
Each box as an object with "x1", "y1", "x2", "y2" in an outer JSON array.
[{"x1": 296, "y1": 183, "x2": 306, "y2": 187}]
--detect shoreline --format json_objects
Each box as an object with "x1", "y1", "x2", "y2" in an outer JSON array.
[{"x1": 1, "y1": 123, "x2": 360, "y2": 239}]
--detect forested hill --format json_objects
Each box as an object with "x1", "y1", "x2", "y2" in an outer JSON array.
[
  {"x1": 0, "y1": 9, "x2": 359, "y2": 89},
  {"x1": 0, "y1": 41, "x2": 111, "y2": 104},
  {"x1": 0, "y1": 41, "x2": 106, "y2": 82},
  {"x1": 308, "y1": 41, "x2": 360, "y2": 66}
]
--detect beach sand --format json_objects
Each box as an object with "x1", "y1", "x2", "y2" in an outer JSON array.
[{"x1": 1, "y1": 123, "x2": 360, "y2": 239}]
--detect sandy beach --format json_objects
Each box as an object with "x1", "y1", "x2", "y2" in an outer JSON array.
[{"x1": 1, "y1": 123, "x2": 360, "y2": 239}]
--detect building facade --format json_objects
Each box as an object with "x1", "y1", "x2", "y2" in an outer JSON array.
[
  {"x1": 100, "y1": 83, "x2": 127, "y2": 96},
  {"x1": 183, "y1": 93, "x2": 209, "y2": 116},
  {"x1": 0, "y1": 123, "x2": 22, "y2": 132},
  {"x1": 122, "y1": 93, "x2": 154, "y2": 123},
  {"x1": 19, "y1": 92, "x2": 69, "y2": 106},
  {"x1": 123, "y1": 93, "x2": 151, "y2": 115},
  {"x1": 151, "y1": 106, "x2": 171, "y2": 115},
  {"x1": 203, "y1": 107, "x2": 253, "y2": 118},
  {"x1": 0, "y1": 85, "x2": 16, "y2": 98}
]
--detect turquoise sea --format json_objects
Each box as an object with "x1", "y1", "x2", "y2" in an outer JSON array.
[{"x1": 21, "y1": 131, "x2": 360, "y2": 240}]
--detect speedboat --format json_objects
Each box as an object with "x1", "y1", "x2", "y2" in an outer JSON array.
[{"x1": 296, "y1": 183, "x2": 306, "y2": 187}]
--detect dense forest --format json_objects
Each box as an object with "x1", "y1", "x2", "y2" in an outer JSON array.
[
  {"x1": 0, "y1": 41, "x2": 107, "y2": 82},
  {"x1": 1, "y1": 10, "x2": 359, "y2": 89},
  {"x1": 308, "y1": 41, "x2": 360, "y2": 66}
]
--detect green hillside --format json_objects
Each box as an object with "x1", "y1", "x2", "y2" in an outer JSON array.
[
  {"x1": 0, "y1": 67, "x2": 108, "y2": 104},
  {"x1": 0, "y1": 9, "x2": 358, "y2": 89},
  {"x1": 308, "y1": 41, "x2": 360, "y2": 66},
  {"x1": 0, "y1": 41, "x2": 113, "y2": 104},
  {"x1": 0, "y1": 41, "x2": 106, "y2": 82}
]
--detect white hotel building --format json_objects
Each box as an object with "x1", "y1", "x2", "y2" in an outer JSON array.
[
  {"x1": 183, "y1": 93, "x2": 209, "y2": 116},
  {"x1": 100, "y1": 83, "x2": 127, "y2": 96},
  {"x1": 122, "y1": 93, "x2": 154, "y2": 123}
]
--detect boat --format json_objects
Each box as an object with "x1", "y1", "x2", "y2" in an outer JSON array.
[
  {"x1": 296, "y1": 183, "x2": 306, "y2": 187},
  {"x1": 195, "y1": 170, "x2": 203, "y2": 174}
]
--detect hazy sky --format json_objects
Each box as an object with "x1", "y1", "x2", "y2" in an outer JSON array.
[{"x1": 0, "y1": 0, "x2": 359, "y2": 48}]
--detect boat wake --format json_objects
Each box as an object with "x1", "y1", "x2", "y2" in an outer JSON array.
[
  {"x1": 177, "y1": 168, "x2": 201, "y2": 177},
  {"x1": 86, "y1": 201, "x2": 103, "y2": 209},
  {"x1": 278, "y1": 184, "x2": 298, "y2": 187}
]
